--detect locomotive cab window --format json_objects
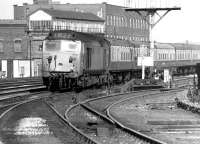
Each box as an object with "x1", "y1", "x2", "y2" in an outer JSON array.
[
  {"x1": 14, "y1": 39, "x2": 22, "y2": 52},
  {"x1": 45, "y1": 41, "x2": 61, "y2": 51}
]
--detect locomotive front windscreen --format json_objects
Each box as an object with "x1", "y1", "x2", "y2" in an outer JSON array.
[
  {"x1": 45, "y1": 40, "x2": 61, "y2": 51},
  {"x1": 43, "y1": 40, "x2": 82, "y2": 75},
  {"x1": 44, "y1": 40, "x2": 81, "y2": 53}
]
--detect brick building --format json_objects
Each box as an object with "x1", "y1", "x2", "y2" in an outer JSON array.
[
  {"x1": 14, "y1": 2, "x2": 149, "y2": 44},
  {"x1": 14, "y1": 2, "x2": 150, "y2": 70},
  {"x1": 0, "y1": 20, "x2": 42, "y2": 78},
  {"x1": 0, "y1": 1, "x2": 151, "y2": 79}
]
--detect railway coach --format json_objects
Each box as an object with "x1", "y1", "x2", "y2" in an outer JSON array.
[{"x1": 154, "y1": 42, "x2": 200, "y2": 76}]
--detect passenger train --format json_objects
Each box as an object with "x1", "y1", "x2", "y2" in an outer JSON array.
[
  {"x1": 154, "y1": 42, "x2": 200, "y2": 75},
  {"x1": 42, "y1": 30, "x2": 200, "y2": 90}
]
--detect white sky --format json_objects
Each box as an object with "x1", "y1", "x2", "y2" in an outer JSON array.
[{"x1": 0, "y1": 0, "x2": 199, "y2": 43}]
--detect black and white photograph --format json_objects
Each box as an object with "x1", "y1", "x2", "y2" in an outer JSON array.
[{"x1": 0, "y1": 0, "x2": 200, "y2": 143}]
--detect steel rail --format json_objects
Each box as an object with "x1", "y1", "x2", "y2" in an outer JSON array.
[
  {"x1": 0, "y1": 93, "x2": 99, "y2": 144},
  {"x1": 0, "y1": 96, "x2": 47, "y2": 119},
  {"x1": 47, "y1": 102, "x2": 101, "y2": 144},
  {"x1": 88, "y1": 90, "x2": 183, "y2": 143},
  {"x1": 65, "y1": 88, "x2": 182, "y2": 144},
  {"x1": 105, "y1": 93, "x2": 176, "y2": 144},
  {"x1": 65, "y1": 75, "x2": 191, "y2": 144}
]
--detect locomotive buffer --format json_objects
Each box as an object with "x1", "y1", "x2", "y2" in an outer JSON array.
[{"x1": 125, "y1": 4, "x2": 181, "y2": 80}]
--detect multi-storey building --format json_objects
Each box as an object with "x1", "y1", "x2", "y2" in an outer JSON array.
[
  {"x1": 15, "y1": 3, "x2": 149, "y2": 43},
  {"x1": 14, "y1": 2, "x2": 150, "y2": 71}
]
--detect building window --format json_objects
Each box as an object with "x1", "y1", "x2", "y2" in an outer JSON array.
[
  {"x1": 135, "y1": 19, "x2": 137, "y2": 29},
  {"x1": 121, "y1": 17, "x2": 123, "y2": 27},
  {"x1": 0, "y1": 40, "x2": 4, "y2": 53},
  {"x1": 125, "y1": 18, "x2": 127, "y2": 27},
  {"x1": 132, "y1": 18, "x2": 135, "y2": 28},
  {"x1": 106, "y1": 16, "x2": 109, "y2": 25},
  {"x1": 14, "y1": 39, "x2": 22, "y2": 52},
  {"x1": 138, "y1": 19, "x2": 140, "y2": 29},
  {"x1": 113, "y1": 16, "x2": 116, "y2": 26},
  {"x1": 110, "y1": 16, "x2": 113, "y2": 26},
  {"x1": 115, "y1": 16, "x2": 117, "y2": 26},
  {"x1": 30, "y1": 20, "x2": 51, "y2": 31},
  {"x1": 117, "y1": 16, "x2": 120, "y2": 27}
]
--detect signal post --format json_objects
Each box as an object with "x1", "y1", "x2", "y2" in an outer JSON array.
[{"x1": 125, "y1": 0, "x2": 181, "y2": 82}]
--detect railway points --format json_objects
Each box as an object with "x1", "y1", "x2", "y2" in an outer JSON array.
[
  {"x1": 0, "y1": 75, "x2": 196, "y2": 144},
  {"x1": 2, "y1": 0, "x2": 200, "y2": 144},
  {"x1": 107, "y1": 89, "x2": 200, "y2": 144},
  {"x1": 0, "y1": 99, "x2": 83, "y2": 144}
]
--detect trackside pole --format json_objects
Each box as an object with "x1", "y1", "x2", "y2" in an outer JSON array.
[{"x1": 142, "y1": 61, "x2": 145, "y2": 79}]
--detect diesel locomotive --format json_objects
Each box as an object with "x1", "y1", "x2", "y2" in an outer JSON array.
[{"x1": 42, "y1": 30, "x2": 111, "y2": 90}]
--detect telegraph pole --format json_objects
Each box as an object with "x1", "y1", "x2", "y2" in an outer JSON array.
[{"x1": 29, "y1": 36, "x2": 32, "y2": 77}]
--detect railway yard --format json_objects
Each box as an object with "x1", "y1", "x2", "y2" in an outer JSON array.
[
  {"x1": 0, "y1": 0, "x2": 200, "y2": 144},
  {"x1": 0, "y1": 76, "x2": 199, "y2": 144}
]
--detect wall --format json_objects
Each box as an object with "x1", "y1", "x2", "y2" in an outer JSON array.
[{"x1": 0, "y1": 22, "x2": 28, "y2": 60}]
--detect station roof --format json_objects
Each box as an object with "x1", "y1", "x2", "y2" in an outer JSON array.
[
  {"x1": 155, "y1": 42, "x2": 174, "y2": 49},
  {"x1": 155, "y1": 42, "x2": 200, "y2": 50},
  {"x1": 171, "y1": 43, "x2": 200, "y2": 50},
  {"x1": 30, "y1": 8, "x2": 104, "y2": 22}
]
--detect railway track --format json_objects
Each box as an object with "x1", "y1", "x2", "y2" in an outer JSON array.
[
  {"x1": 61, "y1": 76, "x2": 194, "y2": 144},
  {"x1": 106, "y1": 89, "x2": 200, "y2": 144},
  {"x1": 106, "y1": 90, "x2": 182, "y2": 143},
  {"x1": 0, "y1": 75, "x2": 194, "y2": 144},
  {"x1": 0, "y1": 90, "x2": 105, "y2": 144},
  {"x1": 0, "y1": 99, "x2": 80, "y2": 144},
  {"x1": 0, "y1": 78, "x2": 45, "y2": 92},
  {"x1": 0, "y1": 78, "x2": 46, "y2": 108},
  {"x1": 173, "y1": 76, "x2": 194, "y2": 88},
  {"x1": 0, "y1": 77, "x2": 43, "y2": 88},
  {"x1": 65, "y1": 89, "x2": 184, "y2": 144}
]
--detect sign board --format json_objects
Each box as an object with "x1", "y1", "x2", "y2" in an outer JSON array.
[
  {"x1": 164, "y1": 69, "x2": 170, "y2": 83},
  {"x1": 137, "y1": 56, "x2": 154, "y2": 66}
]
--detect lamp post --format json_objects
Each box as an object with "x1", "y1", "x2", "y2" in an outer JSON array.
[{"x1": 26, "y1": 7, "x2": 32, "y2": 78}]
